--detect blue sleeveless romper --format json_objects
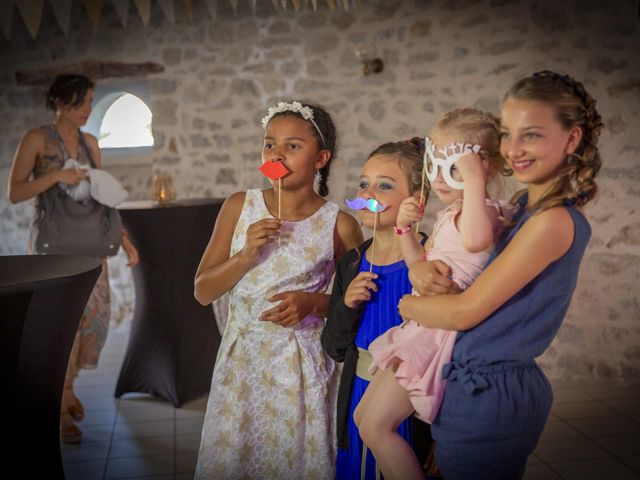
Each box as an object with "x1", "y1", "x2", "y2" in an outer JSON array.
[
  {"x1": 336, "y1": 255, "x2": 415, "y2": 480},
  {"x1": 431, "y1": 195, "x2": 591, "y2": 480}
]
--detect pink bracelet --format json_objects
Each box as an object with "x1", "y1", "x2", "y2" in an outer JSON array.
[{"x1": 394, "y1": 224, "x2": 412, "y2": 235}]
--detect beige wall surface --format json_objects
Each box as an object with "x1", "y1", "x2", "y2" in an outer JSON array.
[{"x1": 1, "y1": 0, "x2": 638, "y2": 379}]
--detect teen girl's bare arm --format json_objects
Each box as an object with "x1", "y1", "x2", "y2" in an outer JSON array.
[
  {"x1": 400, "y1": 207, "x2": 575, "y2": 331},
  {"x1": 261, "y1": 209, "x2": 364, "y2": 327},
  {"x1": 194, "y1": 192, "x2": 282, "y2": 305}
]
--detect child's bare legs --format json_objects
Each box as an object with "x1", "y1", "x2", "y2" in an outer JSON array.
[{"x1": 355, "y1": 366, "x2": 424, "y2": 480}]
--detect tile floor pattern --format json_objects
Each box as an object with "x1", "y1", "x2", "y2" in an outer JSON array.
[{"x1": 62, "y1": 328, "x2": 640, "y2": 480}]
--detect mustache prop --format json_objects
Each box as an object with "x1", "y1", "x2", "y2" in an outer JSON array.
[{"x1": 345, "y1": 197, "x2": 388, "y2": 213}]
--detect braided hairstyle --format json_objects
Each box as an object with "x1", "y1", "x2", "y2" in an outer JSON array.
[
  {"x1": 367, "y1": 137, "x2": 427, "y2": 197},
  {"x1": 432, "y1": 107, "x2": 512, "y2": 180},
  {"x1": 504, "y1": 70, "x2": 603, "y2": 211},
  {"x1": 267, "y1": 101, "x2": 337, "y2": 197},
  {"x1": 45, "y1": 74, "x2": 94, "y2": 111}
]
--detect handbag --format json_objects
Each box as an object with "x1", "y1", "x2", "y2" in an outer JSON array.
[{"x1": 33, "y1": 130, "x2": 122, "y2": 257}]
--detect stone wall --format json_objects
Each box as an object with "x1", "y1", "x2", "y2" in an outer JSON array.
[{"x1": 1, "y1": 0, "x2": 638, "y2": 379}]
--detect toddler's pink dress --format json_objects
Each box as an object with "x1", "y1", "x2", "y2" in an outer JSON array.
[{"x1": 368, "y1": 198, "x2": 516, "y2": 423}]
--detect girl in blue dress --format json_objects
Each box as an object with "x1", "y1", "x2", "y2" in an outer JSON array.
[
  {"x1": 322, "y1": 138, "x2": 432, "y2": 480},
  {"x1": 357, "y1": 70, "x2": 602, "y2": 480}
]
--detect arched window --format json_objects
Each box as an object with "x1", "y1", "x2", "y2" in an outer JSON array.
[
  {"x1": 99, "y1": 93, "x2": 154, "y2": 148},
  {"x1": 84, "y1": 85, "x2": 154, "y2": 161}
]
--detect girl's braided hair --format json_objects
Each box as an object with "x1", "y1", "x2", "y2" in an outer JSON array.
[{"x1": 504, "y1": 70, "x2": 603, "y2": 212}]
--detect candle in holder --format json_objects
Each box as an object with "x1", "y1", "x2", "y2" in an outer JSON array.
[{"x1": 151, "y1": 174, "x2": 176, "y2": 204}]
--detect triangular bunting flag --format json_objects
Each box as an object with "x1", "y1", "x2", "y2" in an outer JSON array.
[
  {"x1": 16, "y1": 0, "x2": 44, "y2": 39},
  {"x1": 280, "y1": 0, "x2": 287, "y2": 11},
  {"x1": 0, "y1": 1, "x2": 14, "y2": 40},
  {"x1": 326, "y1": 0, "x2": 336, "y2": 11},
  {"x1": 157, "y1": 0, "x2": 175, "y2": 25},
  {"x1": 230, "y1": 0, "x2": 238, "y2": 13},
  {"x1": 49, "y1": 0, "x2": 72, "y2": 36},
  {"x1": 291, "y1": 0, "x2": 302, "y2": 11},
  {"x1": 82, "y1": 0, "x2": 104, "y2": 32},
  {"x1": 310, "y1": 0, "x2": 318, "y2": 12},
  {"x1": 248, "y1": 0, "x2": 257, "y2": 15},
  {"x1": 341, "y1": 0, "x2": 349, "y2": 11},
  {"x1": 271, "y1": 0, "x2": 279, "y2": 11},
  {"x1": 111, "y1": 0, "x2": 130, "y2": 27},
  {"x1": 133, "y1": 0, "x2": 151, "y2": 27},
  {"x1": 203, "y1": 0, "x2": 216, "y2": 19},
  {"x1": 183, "y1": 0, "x2": 193, "y2": 21}
]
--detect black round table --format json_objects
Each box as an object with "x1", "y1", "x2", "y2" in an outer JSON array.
[
  {"x1": 115, "y1": 198, "x2": 223, "y2": 407},
  {"x1": 0, "y1": 255, "x2": 102, "y2": 480}
]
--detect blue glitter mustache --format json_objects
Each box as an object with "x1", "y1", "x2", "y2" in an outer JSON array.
[{"x1": 345, "y1": 197, "x2": 388, "y2": 213}]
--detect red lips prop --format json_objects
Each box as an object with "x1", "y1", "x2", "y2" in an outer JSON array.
[{"x1": 259, "y1": 161, "x2": 290, "y2": 180}]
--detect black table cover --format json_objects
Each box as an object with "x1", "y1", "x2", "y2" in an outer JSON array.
[
  {"x1": 115, "y1": 198, "x2": 223, "y2": 407},
  {"x1": 0, "y1": 255, "x2": 102, "y2": 479}
]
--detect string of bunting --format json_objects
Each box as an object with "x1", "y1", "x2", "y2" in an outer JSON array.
[{"x1": 2, "y1": 0, "x2": 367, "y2": 40}]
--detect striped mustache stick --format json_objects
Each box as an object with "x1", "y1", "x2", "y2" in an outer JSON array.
[{"x1": 345, "y1": 197, "x2": 388, "y2": 273}]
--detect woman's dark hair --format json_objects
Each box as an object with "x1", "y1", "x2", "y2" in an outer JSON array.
[
  {"x1": 267, "y1": 101, "x2": 337, "y2": 197},
  {"x1": 45, "y1": 74, "x2": 94, "y2": 111},
  {"x1": 504, "y1": 70, "x2": 603, "y2": 212}
]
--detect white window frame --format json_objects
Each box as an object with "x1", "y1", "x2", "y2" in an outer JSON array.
[{"x1": 83, "y1": 80, "x2": 155, "y2": 166}]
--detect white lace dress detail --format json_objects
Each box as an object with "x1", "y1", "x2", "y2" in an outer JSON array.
[{"x1": 195, "y1": 189, "x2": 340, "y2": 480}]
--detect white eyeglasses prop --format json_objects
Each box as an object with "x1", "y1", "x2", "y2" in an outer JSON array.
[{"x1": 424, "y1": 136, "x2": 482, "y2": 190}]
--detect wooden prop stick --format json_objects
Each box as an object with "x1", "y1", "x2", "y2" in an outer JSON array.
[
  {"x1": 369, "y1": 212, "x2": 377, "y2": 274},
  {"x1": 416, "y1": 168, "x2": 426, "y2": 233},
  {"x1": 278, "y1": 178, "x2": 282, "y2": 219}
]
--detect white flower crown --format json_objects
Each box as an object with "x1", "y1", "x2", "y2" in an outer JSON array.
[{"x1": 261, "y1": 101, "x2": 326, "y2": 146}]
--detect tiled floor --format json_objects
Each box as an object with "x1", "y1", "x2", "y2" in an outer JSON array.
[{"x1": 62, "y1": 327, "x2": 640, "y2": 480}]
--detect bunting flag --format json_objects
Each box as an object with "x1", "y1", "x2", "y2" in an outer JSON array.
[
  {"x1": 291, "y1": 0, "x2": 301, "y2": 11},
  {"x1": 49, "y1": 0, "x2": 73, "y2": 36},
  {"x1": 341, "y1": 0, "x2": 349, "y2": 11},
  {"x1": 229, "y1": 0, "x2": 238, "y2": 13},
  {"x1": 0, "y1": 1, "x2": 14, "y2": 40},
  {"x1": 183, "y1": 0, "x2": 193, "y2": 21},
  {"x1": 133, "y1": 0, "x2": 151, "y2": 26},
  {"x1": 280, "y1": 0, "x2": 287, "y2": 11},
  {"x1": 310, "y1": 0, "x2": 318, "y2": 11},
  {"x1": 271, "y1": 0, "x2": 278, "y2": 11},
  {"x1": 203, "y1": 0, "x2": 216, "y2": 18},
  {"x1": 157, "y1": 0, "x2": 175, "y2": 25},
  {"x1": 82, "y1": 0, "x2": 104, "y2": 32},
  {"x1": 111, "y1": 0, "x2": 130, "y2": 27},
  {"x1": 16, "y1": 0, "x2": 44, "y2": 39},
  {"x1": 326, "y1": 0, "x2": 336, "y2": 11},
  {"x1": 248, "y1": 0, "x2": 257, "y2": 15}
]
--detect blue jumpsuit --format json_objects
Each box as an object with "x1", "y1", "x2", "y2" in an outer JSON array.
[
  {"x1": 432, "y1": 195, "x2": 591, "y2": 480},
  {"x1": 336, "y1": 255, "x2": 414, "y2": 480}
]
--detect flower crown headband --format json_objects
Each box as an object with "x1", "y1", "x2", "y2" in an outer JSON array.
[{"x1": 261, "y1": 101, "x2": 326, "y2": 146}]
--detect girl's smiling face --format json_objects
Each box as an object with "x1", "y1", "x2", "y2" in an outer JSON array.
[
  {"x1": 500, "y1": 98, "x2": 582, "y2": 192},
  {"x1": 357, "y1": 153, "x2": 412, "y2": 229}
]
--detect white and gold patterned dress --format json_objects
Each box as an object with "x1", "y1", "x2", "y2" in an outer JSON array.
[{"x1": 195, "y1": 188, "x2": 340, "y2": 480}]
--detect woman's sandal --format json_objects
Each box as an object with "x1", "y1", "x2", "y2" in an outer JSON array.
[
  {"x1": 63, "y1": 386, "x2": 84, "y2": 421},
  {"x1": 60, "y1": 410, "x2": 83, "y2": 444}
]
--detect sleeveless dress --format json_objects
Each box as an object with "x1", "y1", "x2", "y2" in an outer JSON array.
[
  {"x1": 195, "y1": 189, "x2": 340, "y2": 480},
  {"x1": 368, "y1": 198, "x2": 515, "y2": 423},
  {"x1": 336, "y1": 253, "x2": 417, "y2": 480},
  {"x1": 32, "y1": 125, "x2": 110, "y2": 379},
  {"x1": 432, "y1": 194, "x2": 592, "y2": 480}
]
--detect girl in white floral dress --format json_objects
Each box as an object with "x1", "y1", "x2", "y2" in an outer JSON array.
[{"x1": 194, "y1": 101, "x2": 362, "y2": 479}]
